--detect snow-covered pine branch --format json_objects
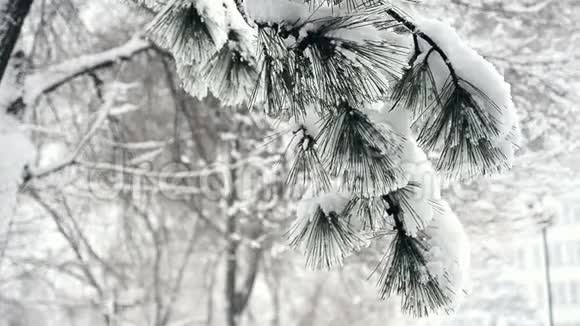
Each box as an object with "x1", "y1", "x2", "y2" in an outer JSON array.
[
  {"x1": 387, "y1": 8, "x2": 519, "y2": 179},
  {"x1": 123, "y1": 0, "x2": 519, "y2": 317}
]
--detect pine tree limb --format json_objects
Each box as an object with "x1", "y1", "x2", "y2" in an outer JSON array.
[
  {"x1": 373, "y1": 193, "x2": 452, "y2": 317},
  {"x1": 385, "y1": 8, "x2": 460, "y2": 86}
]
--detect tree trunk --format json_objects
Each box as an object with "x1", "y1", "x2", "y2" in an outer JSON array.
[
  {"x1": 225, "y1": 213, "x2": 239, "y2": 326},
  {"x1": 225, "y1": 138, "x2": 240, "y2": 326},
  {"x1": 0, "y1": 0, "x2": 34, "y2": 83}
]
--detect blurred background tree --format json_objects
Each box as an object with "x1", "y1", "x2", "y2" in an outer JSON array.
[{"x1": 0, "y1": 0, "x2": 578, "y2": 325}]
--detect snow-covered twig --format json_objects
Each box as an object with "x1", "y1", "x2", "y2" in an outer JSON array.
[{"x1": 4, "y1": 37, "x2": 153, "y2": 114}]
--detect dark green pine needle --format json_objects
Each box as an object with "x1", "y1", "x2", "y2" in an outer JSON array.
[
  {"x1": 297, "y1": 31, "x2": 405, "y2": 107},
  {"x1": 201, "y1": 31, "x2": 257, "y2": 106},
  {"x1": 147, "y1": 1, "x2": 220, "y2": 65},
  {"x1": 288, "y1": 207, "x2": 362, "y2": 270},
  {"x1": 417, "y1": 78, "x2": 510, "y2": 178},
  {"x1": 286, "y1": 134, "x2": 332, "y2": 194},
  {"x1": 391, "y1": 59, "x2": 439, "y2": 117},
  {"x1": 304, "y1": 0, "x2": 380, "y2": 11},
  {"x1": 343, "y1": 196, "x2": 389, "y2": 231},
  {"x1": 253, "y1": 6, "x2": 407, "y2": 114},
  {"x1": 316, "y1": 103, "x2": 405, "y2": 196},
  {"x1": 373, "y1": 192, "x2": 452, "y2": 317},
  {"x1": 251, "y1": 27, "x2": 315, "y2": 117},
  {"x1": 376, "y1": 229, "x2": 453, "y2": 317}
]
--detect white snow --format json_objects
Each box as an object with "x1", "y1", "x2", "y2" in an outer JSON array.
[
  {"x1": 297, "y1": 191, "x2": 349, "y2": 221},
  {"x1": 24, "y1": 37, "x2": 151, "y2": 106},
  {"x1": 245, "y1": 0, "x2": 315, "y2": 26},
  {"x1": 367, "y1": 105, "x2": 442, "y2": 236},
  {"x1": 0, "y1": 113, "x2": 35, "y2": 219},
  {"x1": 194, "y1": 0, "x2": 230, "y2": 51},
  {"x1": 245, "y1": 0, "x2": 385, "y2": 45},
  {"x1": 317, "y1": 192, "x2": 350, "y2": 215},
  {"x1": 290, "y1": 107, "x2": 323, "y2": 138},
  {"x1": 424, "y1": 200, "x2": 471, "y2": 308},
  {"x1": 36, "y1": 142, "x2": 69, "y2": 169}
]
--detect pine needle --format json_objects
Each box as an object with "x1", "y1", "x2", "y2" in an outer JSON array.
[
  {"x1": 147, "y1": 0, "x2": 224, "y2": 64},
  {"x1": 316, "y1": 103, "x2": 406, "y2": 195},
  {"x1": 286, "y1": 133, "x2": 331, "y2": 194},
  {"x1": 343, "y1": 196, "x2": 389, "y2": 231},
  {"x1": 288, "y1": 207, "x2": 362, "y2": 270},
  {"x1": 375, "y1": 229, "x2": 452, "y2": 317},
  {"x1": 201, "y1": 31, "x2": 257, "y2": 107},
  {"x1": 417, "y1": 78, "x2": 510, "y2": 178}
]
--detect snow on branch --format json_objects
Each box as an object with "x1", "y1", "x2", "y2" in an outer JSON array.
[
  {"x1": 4, "y1": 37, "x2": 153, "y2": 114},
  {"x1": 0, "y1": 36, "x2": 154, "y2": 209},
  {"x1": 0, "y1": 112, "x2": 34, "y2": 218}
]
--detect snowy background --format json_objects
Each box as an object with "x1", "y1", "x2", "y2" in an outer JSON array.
[{"x1": 0, "y1": 0, "x2": 579, "y2": 326}]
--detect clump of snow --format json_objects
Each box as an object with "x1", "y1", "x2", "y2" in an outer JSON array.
[
  {"x1": 297, "y1": 191, "x2": 349, "y2": 220},
  {"x1": 317, "y1": 192, "x2": 349, "y2": 215},
  {"x1": 193, "y1": 0, "x2": 230, "y2": 52},
  {"x1": 290, "y1": 107, "x2": 323, "y2": 137},
  {"x1": 246, "y1": 0, "x2": 317, "y2": 26},
  {"x1": 0, "y1": 114, "x2": 35, "y2": 218},
  {"x1": 224, "y1": 0, "x2": 256, "y2": 58},
  {"x1": 398, "y1": 183, "x2": 435, "y2": 237},
  {"x1": 245, "y1": 0, "x2": 387, "y2": 45},
  {"x1": 36, "y1": 142, "x2": 68, "y2": 169},
  {"x1": 424, "y1": 200, "x2": 471, "y2": 307},
  {"x1": 368, "y1": 105, "x2": 441, "y2": 235}
]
